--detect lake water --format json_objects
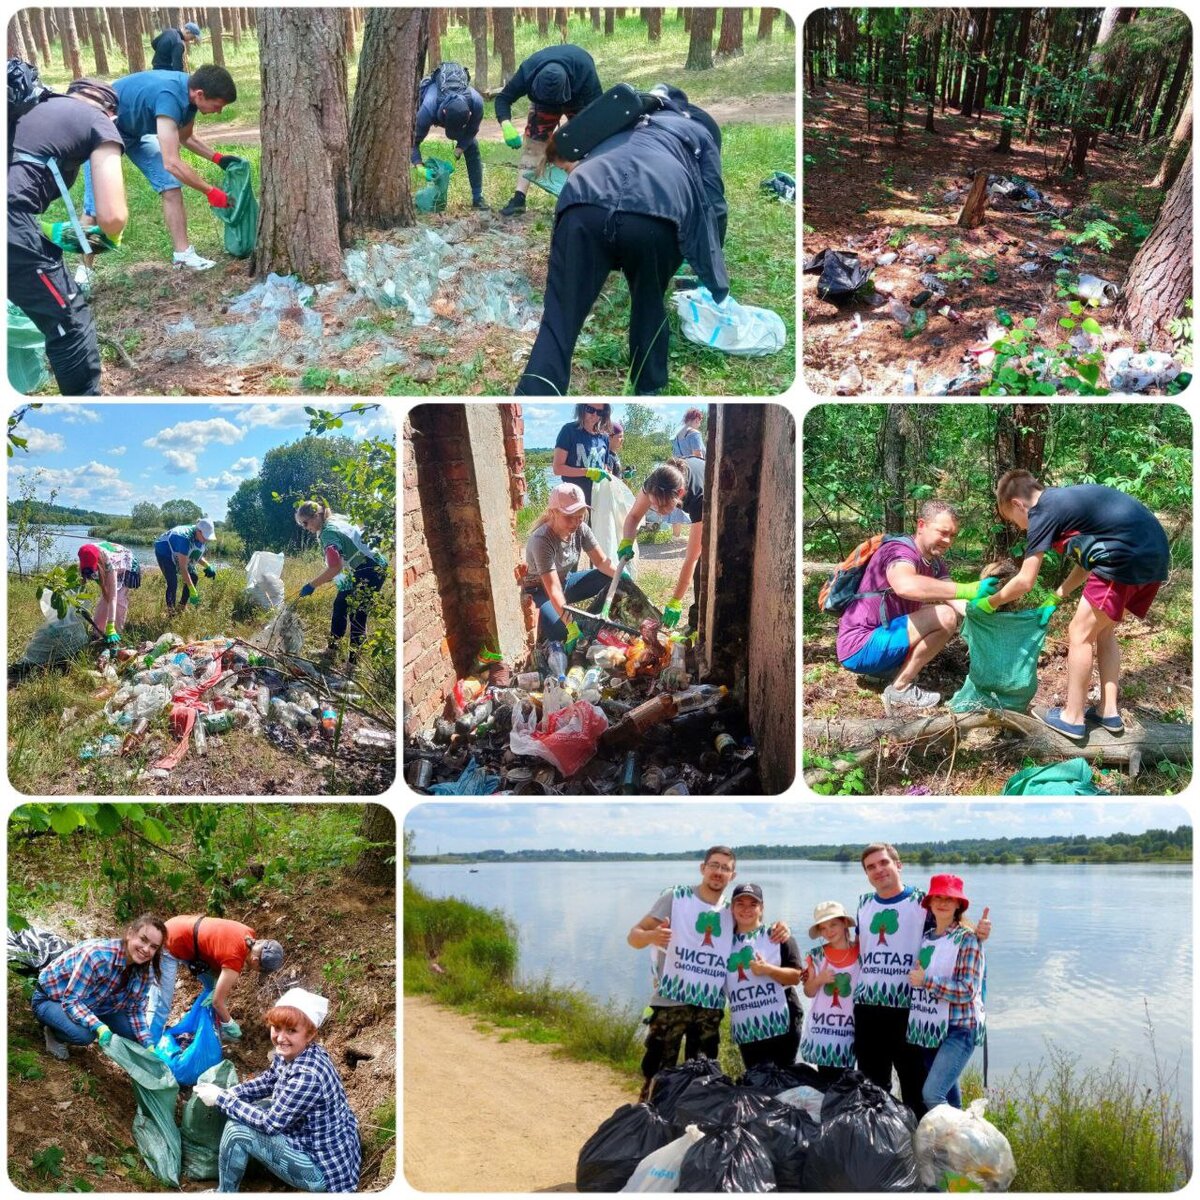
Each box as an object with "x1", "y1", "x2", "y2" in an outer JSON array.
[
  {"x1": 409, "y1": 859, "x2": 1193, "y2": 1104},
  {"x1": 7, "y1": 525, "x2": 228, "y2": 574}
]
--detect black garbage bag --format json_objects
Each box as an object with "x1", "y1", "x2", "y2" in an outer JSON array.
[
  {"x1": 576, "y1": 1102, "x2": 676, "y2": 1192},
  {"x1": 676, "y1": 1075, "x2": 784, "y2": 1128},
  {"x1": 738, "y1": 1062, "x2": 806, "y2": 1096},
  {"x1": 803, "y1": 1073, "x2": 918, "y2": 1192},
  {"x1": 802, "y1": 249, "x2": 874, "y2": 305},
  {"x1": 782, "y1": 1062, "x2": 827, "y2": 1092},
  {"x1": 747, "y1": 1107, "x2": 820, "y2": 1192},
  {"x1": 679, "y1": 1124, "x2": 777, "y2": 1192},
  {"x1": 648, "y1": 1057, "x2": 729, "y2": 1124}
]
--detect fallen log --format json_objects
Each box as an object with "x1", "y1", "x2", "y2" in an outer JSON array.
[{"x1": 804, "y1": 709, "x2": 1193, "y2": 786}]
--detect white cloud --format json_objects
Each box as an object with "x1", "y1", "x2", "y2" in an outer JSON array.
[
  {"x1": 143, "y1": 418, "x2": 244, "y2": 475},
  {"x1": 161, "y1": 449, "x2": 197, "y2": 474},
  {"x1": 228, "y1": 404, "x2": 311, "y2": 429},
  {"x1": 21, "y1": 428, "x2": 65, "y2": 455},
  {"x1": 10, "y1": 459, "x2": 134, "y2": 506},
  {"x1": 108, "y1": 445, "x2": 127, "y2": 456},
  {"x1": 54, "y1": 404, "x2": 101, "y2": 424},
  {"x1": 195, "y1": 456, "x2": 260, "y2": 490},
  {"x1": 349, "y1": 410, "x2": 396, "y2": 441}
]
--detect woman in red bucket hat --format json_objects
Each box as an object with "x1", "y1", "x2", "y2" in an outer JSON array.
[{"x1": 905, "y1": 874, "x2": 987, "y2": 1111}]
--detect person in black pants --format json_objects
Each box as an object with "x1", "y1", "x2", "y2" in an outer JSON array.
[
  {"x1": 8, "y1": 79, "x2": 127, "y2": 395},
  {"x1": 514, "y1": 93, "x2": 727, "y2": 396}
]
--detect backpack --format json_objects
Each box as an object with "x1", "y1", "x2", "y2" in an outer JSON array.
[
  {"x1": 7, "y1": 58, "x2": 53, "y2": 157},
  {"x1": 818, "y1": 534, "x2": 917, "y2": 615},
  {"x1": 433, "y1": 62, "x2": 471, "y2": 96}
]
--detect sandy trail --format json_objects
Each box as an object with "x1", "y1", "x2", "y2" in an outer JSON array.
[{"x1": 404, "y1": 995, "x2": 637, "y2": 1192}]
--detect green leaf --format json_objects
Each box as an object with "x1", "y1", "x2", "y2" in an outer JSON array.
[
  {"x1": 140, "y1": 817, "x2": 169, "y2": 844},
  {"x1": 33, "y1": 1146, "x2": 65, "y2": 1178},
  {"x1": 1081, "y1": 317, "x2": 1102, "y2": 335},
  {"x1": 49, "y1": 806, "x2": 83, "y2": 837},
  {"x1": 1068, "y1": 300, "x2": 1084, "y2": 315},
  {"x1": 1079, "y1": 362, "x2": 1101, "y2": 386},
  {"x1": 1022, "y1": 317, "x2": 1037, "y2": 330},
  {"x1": 8, "y1": 911, "x2": 31, "y2": 932},
  {"x1": 1059, "y1": 317, "x2": 1076, "y2": 329},
  {"x1": 94, "y1": 804, "x2": 122, "y2": 836}
]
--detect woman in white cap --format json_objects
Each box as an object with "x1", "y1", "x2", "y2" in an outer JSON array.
[
  {"x1": 194, "y1": 986, "x2": 361, "y2": 1193},
  {"x1": 906, "y1": 874, "x2": 986, "y2": 1111},
  {"x1": 800, "y1": 900, "x2": 860, "y2": 1086},
  {"x1": 153, "y1": 518, "x2": 216, "y2": 612}
]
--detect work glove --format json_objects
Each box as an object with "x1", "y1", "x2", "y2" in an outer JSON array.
[
  {"x1": 584, "y1": 467, "x2": 611, "y2": 483},
  {"x1": 203, "y1": 564, "x2": 216, "y2": 579},
  {"x1": 968, "y1": 595, "x2": 997, "y2": 615},
  {"x1": 205, "y1": 186, "x2": 232, "y2": 209},
  {"x1": 954, "y1": 576, "x2": 1001, "y2": 602},
  {"x1": 193, "y1": 1082, "x2": 225, "y2": 1107},
  {"x1": 95, "y1": 1024, "x2": 112, "y2": 1048},
  {"x1": 104, "y1": 622, "x2": 120, "y2": 645},
  {"x1": 212, "y1": 152, "x2": 244, "y2": 170},
  {"x1": 1036, "y1": 596, "x2": 1061, "y2": 627},
  {"x1": 220, "y1": 1018, "x2": 242, "y2": 1040},
  {"x1": 502, "y1": 119, "x2": 522, "y2": 149},
  {"x1": 200, "y1": 993, "x2": 214, "y2": 1008},
  {"x1": 186, "y1": 586, "x2": 201, "y2": 608},
  {"x1": 299, "y1": 583, "x2": 316, "y2": 598},
  {"x1": 661, "y1": 599, "x2": 683, "y2": 629},
  {"x1": 617, "y1": 538, "x2": 635, "y2": 561},
  {"x1": 563, "y1": 620, "x2": 582, "y2": 655}
]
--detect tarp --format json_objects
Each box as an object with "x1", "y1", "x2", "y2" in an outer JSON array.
[
  {"x1": 101, "y1": 1034, "x2": 182, "y2": 1186},
  {"x1": 948, "y1": 607, "x2": 1049, "y2": 713},
  {"x1": 7, "y1": 300, "x2": 49, "y2": 394},
  {"x1": 213, "y1": 157, "x2": 258, "y2": 259},
  {"x1": 181, "y1": 1058, "x2": 239, "y2": 1180},
  {"x1": 1002, "y1": 757, "x2": 1106, "y2": 795}
]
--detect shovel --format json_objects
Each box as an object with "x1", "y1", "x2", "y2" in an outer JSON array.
[{"x1": 563, "y1": 604, "x2": 640, "y2": 637}]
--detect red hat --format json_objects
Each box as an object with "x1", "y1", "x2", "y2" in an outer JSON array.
[
  {"x1": 78, "y1": 544, "x2": 101, "y2": 574},
  {"x1": 921, "y1": 874, "x2": 969, "y2": 912}
]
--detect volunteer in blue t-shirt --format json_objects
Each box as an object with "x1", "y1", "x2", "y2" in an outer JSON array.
[
  {"x1": 154, "y1": 519, "x2": 216, "y2": 611},
  {"x1": 82, "y1": 65, "x2": 240, "y2": 272},
  {"x1": 552, "y1": 404, "x2": 612, "y2": 507}
]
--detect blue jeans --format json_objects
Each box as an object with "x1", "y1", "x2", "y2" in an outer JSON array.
[
  {"x1": 528, "y1": 568, "x2": 611, "y2": 641},
  {"x1": 145, "y1": 950, "x2": 210, "y2": 1042},
  {"x1": 155, "y1": 540, "x2": 199, "y2": 610},
  {"x1": 32, "y1": 989, "x2": 140, "y2": 1045},
  {"x1": 922, "y1": 1026, "x2": 977, "y2": 1110},
  {"x1": 218, "y1": 1121, "x2": 325, "y2": 1193},
  {"x1": 83, "y1": 134, "x2": 181, "y2": 213}
]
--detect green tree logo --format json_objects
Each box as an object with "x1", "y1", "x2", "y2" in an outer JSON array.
[
  {"x1": 696, "y1": 912, "x2": 722, "y2": 946},
  {"x1": 870, "y1": 909, "x2": 899, "y2": 945},
  {"x1": 918, "y1": 945, "x2": 935, "y2": 970},
  {"x1": 728, "y1": 945, "x2": 754, "y2": 981},
  {"x1": 823, "y1": 972, "x2": 852, "y2": 1008}
]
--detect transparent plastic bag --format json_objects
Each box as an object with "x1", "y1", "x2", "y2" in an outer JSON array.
[
  {"x1": 674, "y1": 286, "x2": 787, "y2": 356},
  {"x1": 915, "y1": 1099, "x2": 1017, "y2": 1192},
  {"x1": 244, "y1": 550, "x2": 285, "y2": 610},
  {"x1": 590, "y1": 476, "x2": 639, "y2": 579},
  {"x1": 508, "y1": 700, "x2": 608, "y2": 777},
  {"x1": 622, "y1": 1125, "x2": 705, "y2": 1192}
]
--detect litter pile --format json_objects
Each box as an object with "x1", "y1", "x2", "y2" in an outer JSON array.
[
  {"x1": 406, "y1": 620, "x2": 758, "y2": 796},
  {"x1": 577, "y1": 1062, "x2": 1016, "y2": 1193}
]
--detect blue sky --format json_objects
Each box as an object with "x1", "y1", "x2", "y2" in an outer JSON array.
[
  {"x1": 405, "y1": 801, "x2": 1190, "y2": 856},
  {"x1": 520, "y1": 402, "x2": 700, "y2": 450},
  {"x1": 8, "y1": 402, "x2": 394, "y2": 520}
]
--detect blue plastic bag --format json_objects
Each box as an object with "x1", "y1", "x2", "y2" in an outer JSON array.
[{"x1": 158, "y1": 983, "x2": 224, "y2": 1085}]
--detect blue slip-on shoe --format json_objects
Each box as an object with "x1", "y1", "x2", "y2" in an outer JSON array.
[
  {"x1": 1084, "y1": 706, "x2": 1125, "y2": 734},
  {"x1": 1034, "y1": 706, "x2": 1088, "y2": 742}
]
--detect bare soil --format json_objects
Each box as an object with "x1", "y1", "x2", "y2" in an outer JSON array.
[{"x1": 403, "y1": 995, "x2": 634, "y2": 1192}]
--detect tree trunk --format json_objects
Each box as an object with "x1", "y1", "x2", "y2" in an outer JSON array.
[
  {"x1": 893, "y1": 25, "x2": 907, "y2": 144},
  {"x1": 993, "y1": 404, "x2": 1049, "y2": 554},
  {"x1": 351, "y1": 803, "x2": 396, "y2": 885},
  {"x1": 351, "y1": 8, "x2": 424, "y2": 230},
  {"x1": 83, "y1": 7, "x2": 108, "y2": 72},
  {"x1": 603, "y1": 7, "x2": 613, "y2": 35},
  {"x1": 122, "y1": 8, "x2": 146, "y2": 71},
  {"x1": 425, "y1": 12, "x2": 440, "y2": 71},
  {"x1": 1006, "y1": 7, "x2": 1032, "y2": 109},
  {"x1": 228, "y1": 4, "x2": 241, "y2": 48},
  {"x1": 646, "y1": 7, "x2": 660, "y2": 41},
  {"x1": 32, "y1": 9, "x2": 52, "y2": 63},
  {"x1": 1140, "y1": 60, "x2": 1169, "y2": 143},
  {"x1": 467, "y1": 8, "x2": 488, "y2": 92},
  {"x1": 1023, "y1": 11, "x2": 1053, "y2": 141},
  {"x1": 1067, "y1": 7, "x2": 1131, "y2": 178},
  {"x1": 538, "y1": 7, "x2": 550, "y2": 37},
  {"x1": 716, "y1": 6, "x2": 742, "y2": 58},
  {"x1": 684, "y1": 6, "x2": 715, "y2": 70},
  {"x1": 1116, "y1": 146, "x2": 1192, "y2": 347},
  {"x1": 957, "y1": 168, "x2": 990, "y2": 227},
  {"x1": 493, "y1": 8, "x2": 515, "y2": 84},
  {"x1": 556, "y1": 6, "x2": 568, "y2": 40},
  {"x1": 757, "y1": 7, "x2": 774, "y2": 42},
  {"x1": 255, "y1": 9, "x2": 351, "y2": 281},
  {"x1": 970, "y1": 7, "x2": 995, "y2": 118},
  {"x1": 959, "y1": 9, "x2": 985, "y2": 116},
  {"x1": 881, "y1": 407, "x2": 907, "y2": 534},
  {"x1": 9, "y1": 14, "x2": 29, "y2": 61},
  {"x1": 1154, "y1": 41, "x2": 1190, "y2": 138},
  {"x1": 590, "y1": 7, "x2": 600, "y2": 30},
  {"x1": 1150, "y1": 85, "x2": 1192, "y2": 189},
  {"x1": 206, "y1": 7, "x2": 224, "y2": 66},
  {"x1": 17, "y1": 9, "x2": 37, "y2": 65},
  {"x1": 924, "y1": 20, "x2": 940, "y2": 133},
  {"x1": 61, "y1": 9, "x2": 84, "y2": 78},
  {"x1": 993, "y1": 12, "x2": 1015, "y2": 106}
]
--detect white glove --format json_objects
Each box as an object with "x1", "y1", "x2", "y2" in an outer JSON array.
[{"x1": 193, "y1": 1082, "x2": 226, "y2": 1107}]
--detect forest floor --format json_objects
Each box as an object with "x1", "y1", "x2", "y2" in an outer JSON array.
[
  {"x1": 7, "y1": 853, "x2": 396, "y2": 1192},
  {"x1": 801, "y1": 81, "x2": 1189, "y2": 396},
  {"x1": 801, "y1": 563, "x2": 1193, "y2": 795}
]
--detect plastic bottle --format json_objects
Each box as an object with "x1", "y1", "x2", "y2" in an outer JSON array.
[
  {"x1": 565, "y1": 666, "x2": 586, "y2": 695},
  {"x1": 516, "y1": 671, "x2": 541, "y2": 690},
  {"x1": 547, "y1": 642, "x2": 568, "y2": 680},
  {"x1": 120, "y1": 718, "x2": 150, "y2": 757},
  {"x1": 321, "y1": 707, "x2": 337, "y2": 736},
  {"x1": 674, "y1": 685, "x2": 729, "y2": 714},
  {"x1": 542, "y1": 677, "x2": 570, "y2": 719},
  {"x1": 256, "y1": 685, "x2": 271, "y2": 716},
  {"x1": 202, "y1": 711, "x2": 235, "y2": 734},
  {"x1": 901, "y1": 362, "x2": 917, "y2": 394},
  {"x1": 193, "y1": 717, "x2": 208, "y2": 755},
  {"x1": 715, "y1": 731, "x2": 739, "y2": 759}
]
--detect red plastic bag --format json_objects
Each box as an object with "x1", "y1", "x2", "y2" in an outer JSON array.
[{"x1": 509, "y1": 700, "x2": 608, "y2": 777}]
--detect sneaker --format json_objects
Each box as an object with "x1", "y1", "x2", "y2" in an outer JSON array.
[
  {"x1": 882, "y1": 682, "x2": 942, "y2": 715},
  {"x1": 471, "y1": 196, "x2": 491, "y2": 211},
  {"x1": 499, "y1": 192, "x2": 526, "y2": 217},
  {"x1": 1084, "y1": 705, "x2": 1125, "y2": 734},
  {"x1": 43, "y1": 1026, "x2": 69, "y2": 1061},
  {"x1": 173, "y1": 245, "x2": 216, "y2": 271}
]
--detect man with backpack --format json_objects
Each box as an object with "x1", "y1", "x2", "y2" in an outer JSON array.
[
  {"x1": 831, "y1": 500, "x2": 1000, "y2": 713},
  {"x1": 412, "y1": 62, "x2": 488, "y2": 210},
  {"x1": 151, "y1": 21, "x2": 203, "y2": 72},
  {"x1": 8, "y1": 66, "x2": 127, "y2": 395},
  {"x1": 493, "y1": 43, "x2": 603, "y2": 217}
]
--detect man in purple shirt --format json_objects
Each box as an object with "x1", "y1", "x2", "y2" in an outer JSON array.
[{"x1": 836, "y1": 501, "x2": 999, "y2": 712}]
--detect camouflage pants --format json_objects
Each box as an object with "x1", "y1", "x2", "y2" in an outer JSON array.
[{"x1": 640, "y1": 1004, "x2": 724, "y2": 1087}]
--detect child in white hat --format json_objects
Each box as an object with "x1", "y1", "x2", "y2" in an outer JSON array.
[
  {"x1": 800, "y1": 900, "x2": 860, "y2": 1086},
  {"x1": 193, "y1": 987, "x2": 361, "y2": 1192}
]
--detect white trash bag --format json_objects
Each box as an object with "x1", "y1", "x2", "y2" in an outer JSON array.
[
  {"x1": 777, "y1": 1084, "x2": 824, "y2": 1123},
  {"x1": 1105, "y1": 348, "x2": 1182, "y2": 394},
  {"x1": 915, "y1": 1099, "x2": 1017, "y2": 1192},
  {"x1": 590, "y1": 475, "x2": 638, "y2": 580},
  {"x1": 622, "y1": 1125, "x2": 705, "y2": 1192},
  {"x1": 244, "y1": 550, "x2": 285, "y2": 610},
  {"x1": 674, "y1": 286, "x2": 787, "y2": 357}
]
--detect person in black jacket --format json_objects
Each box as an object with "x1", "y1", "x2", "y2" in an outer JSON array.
[
  {"x1": 151, "y1": 22, "x2": 202, "y2": 72},
  {"x1": 514, "y1": 92, "x2": 727, "y2": 397},
  {"x1": 493, "y1": 43, "x2": 602, "y2": 217},
  {"x1": 7, "y1": 79, "x2": 127, "y2": 395}
]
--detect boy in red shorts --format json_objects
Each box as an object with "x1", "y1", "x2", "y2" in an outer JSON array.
[{"x1": 977, "y1": 470, "x2": 1170, "y2": 741}]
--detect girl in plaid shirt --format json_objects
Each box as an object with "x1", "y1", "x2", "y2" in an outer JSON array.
[{"x1": 195, "y1": 987, "x2": 361, "y2": 1192}]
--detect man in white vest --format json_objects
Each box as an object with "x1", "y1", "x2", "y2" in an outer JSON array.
[
  {"x1": 627, "y1": 845, "x2": 790, "y2": 1101},
  {"x1": 853, "y1": 842, "x2": 991, "y2": 1118}
]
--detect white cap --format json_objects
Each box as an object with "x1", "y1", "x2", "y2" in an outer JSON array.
[
  {"x1": 276, "y1": 986, "x2": 329, "y2": 1030},
  {"x1": 195, "y1": 518, "x2": 215, "y2": 539}
]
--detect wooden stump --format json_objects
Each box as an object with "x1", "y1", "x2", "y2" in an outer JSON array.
[{"x1": 957, "y1": 168, "x2": 989, "y2": 228}]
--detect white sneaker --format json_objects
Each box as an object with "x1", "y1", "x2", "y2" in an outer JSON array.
[{"x1": 173, "y1": 245, "x2": 215, "y2": 271}]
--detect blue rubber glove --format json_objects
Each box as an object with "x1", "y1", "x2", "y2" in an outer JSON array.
[
  {"x1": 299, "y1": 583, "x2": 315, "y2": 598},
  {"x1": 1037, "y1": 596, "x2": 1061, "y2": 627},
  {"x1": 661, "y1": 599, "x2": 683, "y2": 629},
  {"x1": 564, "y1": 620, "x2": 582, "y2": 655},
  {"x1": 105, "y1": 623, "x2": 120, "y2": 645},
  {"x1": 95, "y1": 1024, "x2": 112, "y2": 1047},
  {"x1": 954, "y1": 576, "x2": 1001, "y2": 601},
  {"x1": 617, "y1": 538, "x2": 635, "y2": 561}
]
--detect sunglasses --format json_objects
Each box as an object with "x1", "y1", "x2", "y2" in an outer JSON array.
[{"x1": 582, "y1": 405, "x2": 605, "y2": 416}]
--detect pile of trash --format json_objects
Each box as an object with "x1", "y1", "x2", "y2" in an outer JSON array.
[
  {"x1": 938, "y1": 174, "x2": 1068, "y2": 217},
  {"x1": 577, "y1": 1063, "x2": 1016, "y2": 1193},
  {"x1": 406, "y1": 620, "x2": 758, "y2": 796}
]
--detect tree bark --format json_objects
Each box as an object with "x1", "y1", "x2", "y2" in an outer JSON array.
[
  {"x1": 684, "y1": 7, "x2": 715, "y2": 70},
  {"x1": 206, "y1": 7, "x2": 224, "y2": 66},
  {"x1": 83, "y1": 7, "x2": 108, "y2": 73},
  {"x1": 121, "y1": 8, "x2": 146, "y2": 71},
  {"x1": 959, "y1": 9, "x2": 985, "y2": 116},
  {"x1": 957, "y1": 168, "x2": 989, "y2": 228},
  {"x1": 32, "y1": 9, "x2": 52, "y2": 63},
  {"x1": 255, "y1": 8, "x2": 351, "y2": 281},
  {"x1": 1116, "y1": 146, "x2": 1192, "y2": 348},
  {"x1": 538, "y1": 7, "x2": 550, "y2": 37},
  {"x1": 1006, "y1": 7, "x2": 1032, "y2": 109},
  {"x1": 1150, "y1": 85, "x2": 1192, "y2": 189},
  {"x1": 352, "y1": 803, "x2": 396, "y2": 885},
  {"x1": 970, "y1": 7, "x2": 995, "y2": 118},
  {"x1": 9, "y1": 14, "x2": 29, "y2": 61},
  {"x1": 716, "y1": 6, "x2": 742, "y2": 58},
  {"x1": 61, "y1": 9, "x2": 84, "y2": 78},
  {"x1": 590, "y1": 7, "x2": 600, "y2": 30},
  {"x1": 556, "y1": 6, "x2": 568, "y2": 40},
  {"x1": 1067, "y1": 6, "x2": 1131, "y2": 177},
  {"x1": 1154, "y1": 41, "x2": 1191, "y2": 138},
  {"x1": 881, "y1": 407, "x2": 907, "y2": 534},
  {"x1": 17, "y1": 9, "x2": 37, "y2": 65},
  {"x1": 646, "y1": 6, "x2": 660, "y2": 41},
  {"x1": 493, "y1": 7, "x2": 515, "y2": 84},
  {"x1": 467, "y1": 8, "x2": 488, "y2": 92},
  {"x1": 1023, "y1": 11, "x2": 1053, "y2": 141},
  {"x1": 1140, "y1": 60, "x2": 1169, "y2": 143},
  {"x1": 228, "y1": 4, "x2": 240, "y2": 49},
  {"x1": 757, "y1": 7, "x2": 775, "y2": 42},
  {"x1": 923, "y1": 19, "x2": 940, "y2": 133}
]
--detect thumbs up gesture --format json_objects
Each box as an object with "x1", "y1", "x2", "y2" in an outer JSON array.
[
  {"x1": 650, "y1": 918, "x2": 672, "y2": 948},
  {"x1": 976, "y1": 906, "x2": 992, "y2": 943}
]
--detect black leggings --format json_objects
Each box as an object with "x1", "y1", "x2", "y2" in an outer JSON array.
[
  {"x1": 331, "y1": 564, "x2": 387, "y2": 646},
  {"x1": 155, "y1": 543, "x2": 198, "y2": 610}
]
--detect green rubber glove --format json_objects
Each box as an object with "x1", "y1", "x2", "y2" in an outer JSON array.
[
  {"x1": 203, "y1": 564, "x2": 216, "y2": 579},
  {"x1": 187, "y1": 588, "x2": 201, "y2": 608},
  {"x1": 564, "y1": 620, "x2": 582, "y2": 655},
  {"x1": 969, "y1": 595, "x2": 997, "y2": 615},
  {"x1": 1037, "y1": 596, "x2": 1061, "y2": 627},
  {"x1": 954, "y1": 576, "x2": 1001, "y2": 601},
  {"x1": 584, "y1": 467, "x2": 611, "y2": 483},
  {"x1": 617, "y1": 538, "x2": 635, "y2": 561},
  {"x1": 220, "y1": 1018, "x2": 243, "y2": 1040},
  {"x1": 200, "y1": 993, "x2": 214, "y2": 1008},
  {"x1": 502, "y1": 119, "x2": 522, "y2": 149},
  {"x1": 95, "y1": 1024, "x2": 112, "y2": 1047},
  {"x1": 104, "y1": 622, "x2": 120, "y2": 645},
  {"x1": 661, "y1": 599, "x2": 683, "y2": 629}
]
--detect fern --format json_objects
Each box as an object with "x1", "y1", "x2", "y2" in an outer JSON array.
[{"x1": 1068, "y1": 220, "x2": 1124, "y2": 252}]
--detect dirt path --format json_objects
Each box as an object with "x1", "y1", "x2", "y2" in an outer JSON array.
[
  {"x1": 214, "y1": 94, "x2": 796, "y2": 147},
  {"x1": 403, "y1": 996, "x2": 635, "y2": 1192}
]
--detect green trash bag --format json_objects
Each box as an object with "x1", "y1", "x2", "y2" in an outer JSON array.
[
  {"x1": 181, "y1": 1058, "x2": 239, "y2": 1180},
  {"x1": 948, "y1": 607, "x2": 1049, "y2": 713},
  {"x1": 523, "y1": 164, "x2": 570, "y2": 196},
  {"x1": 7, "y1": 300, "x2": 49, "y2": 394},
  {"x1": 415, "y1": 156, "x2": 454, "y2": 213},
  {"x1": 101, "y1": 1034, "x2": 182, "y2": 1186},
  {"x1": 213, "y1": 157, "x2": 259, "y2": 259},
  {"x1": 1002, "y1": 757, "x2": 1107, "y2": 795}
]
